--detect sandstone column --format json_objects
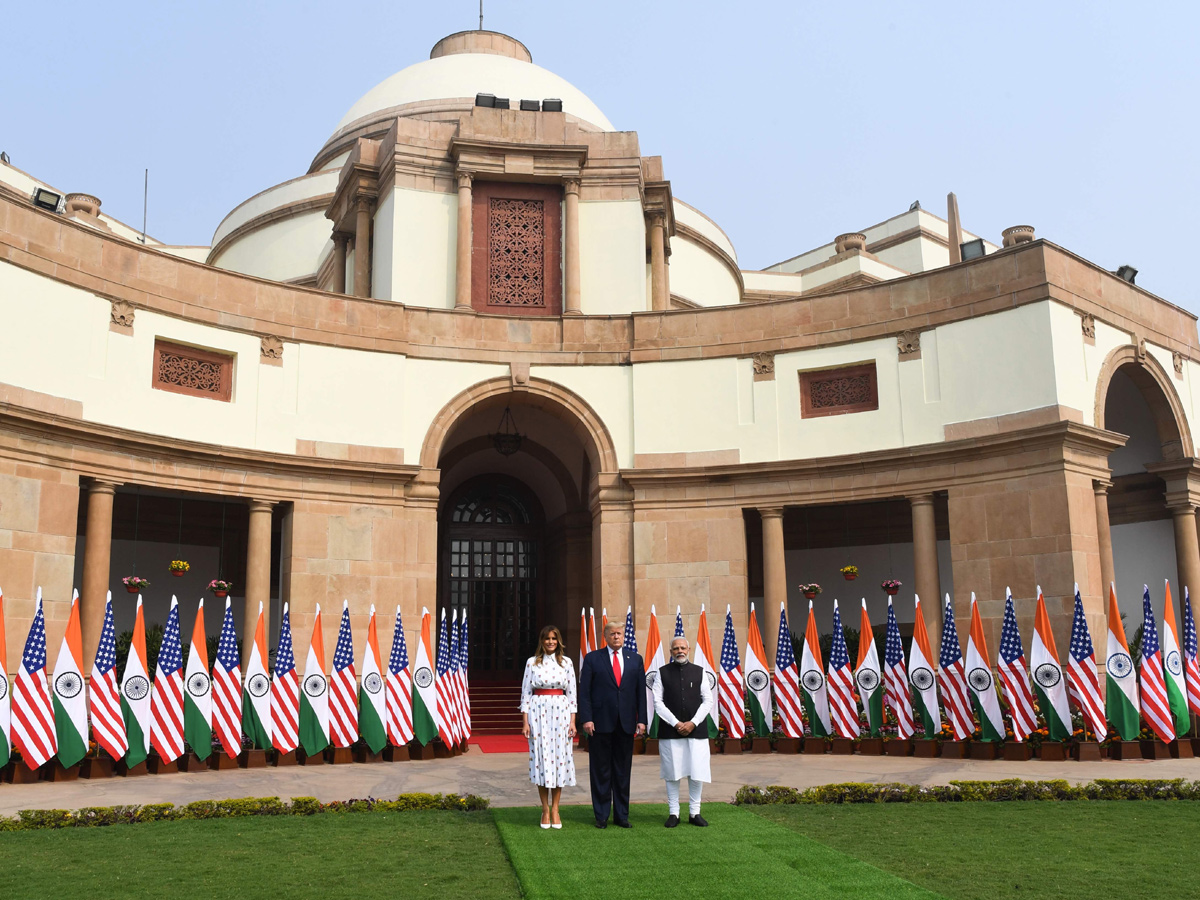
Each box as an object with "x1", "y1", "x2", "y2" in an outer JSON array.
[
  {"x1": 244, "y1": 499, "x2": 276, "y2": 664},
  {"x1": 563, "y1": 177, "x2": 582, "y2": 315},
  {"x1": 81, "y1": 479, "x2": 120, "y2": 669},
  {"x1": 909, "y1": 493, "x2": 942, "y2": 653},
  {"x1": 759, "y1": 507, "x2": 787, "y2": 665},
  {"x1": 1093, "y1": 479, "x2": 1116, "y2": 596},
  {"x1": 332, "y1": 233, "x2": 349, "y2": 294},
  {"x1": 353, "y1": 199, "x2": 371, "y2": 298},
  {"x1": 1169, "y1": 500, "x2": 1200, "y2": 606},
  {"x1": 455, "y1": 173, "x2": 474, "y2": 310},
  {"x1": 649, "y1": 211, "x2": 669, "y2": 311}
]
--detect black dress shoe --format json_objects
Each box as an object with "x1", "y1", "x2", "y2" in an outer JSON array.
[
  {"x1": 615, "y1": 820, "x2": 632, "y2": 828},
  {"x1": 688, "y1": 814, "x2": 709, "y2": 827},
  {"x1": 664, "y1": 814, "x2": 680, "y2": 828},
  {"x1": 595, "y1": 820, "x2": 607, "y2": 829}
]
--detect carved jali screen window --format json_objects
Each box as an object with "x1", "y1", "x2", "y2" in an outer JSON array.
[
  {"x1": 799, "y1": 363, "x2": 878, "y2": 418},
  {"x1": 472, "y1": 181, "x2": 562, "y2": 316},
  {"x1": 152, "y1": 339, "x2": 234, "y2": 402}
]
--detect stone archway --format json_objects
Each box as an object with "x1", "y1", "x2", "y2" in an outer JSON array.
[{"x1": 1094, "y1": 344, "x2": 1192, "y2": 460}]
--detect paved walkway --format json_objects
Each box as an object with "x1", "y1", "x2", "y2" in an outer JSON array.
[{"x1": 2, "y1": 750, "x2": 1197, "y2": 816}]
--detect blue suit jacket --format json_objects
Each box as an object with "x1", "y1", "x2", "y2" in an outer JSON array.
[{"x1": 578, "y1": 647, "x2": 647, "y2": 734}]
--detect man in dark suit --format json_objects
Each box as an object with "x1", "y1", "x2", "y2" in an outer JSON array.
[{"x1": 579, "y1": 620, "x2": 647, "y2": 828}]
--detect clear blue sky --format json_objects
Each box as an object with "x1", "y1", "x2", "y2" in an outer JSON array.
[{"x1": 5, "y1": 1, "x2": 1197, "y2": 310}]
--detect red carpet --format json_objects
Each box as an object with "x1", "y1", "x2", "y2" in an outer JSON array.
[{"x1": 469, "y1": 734, "x2": 580, "y2": 754}]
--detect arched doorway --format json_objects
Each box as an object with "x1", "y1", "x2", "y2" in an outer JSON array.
[{"x1": 441, "y1": 476, "x2": 544, "y2": 683}]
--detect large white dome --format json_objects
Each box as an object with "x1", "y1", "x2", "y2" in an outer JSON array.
[{"x1": 332, "y1": 33, "x2": 615, "y2": 135}]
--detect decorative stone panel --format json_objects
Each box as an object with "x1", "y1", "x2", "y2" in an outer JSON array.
[
  {"x1": 1080, "y1": 313, "x2": 1095, "y2": 344},
  {"x1": 110, "y1": 299, "x2": 135, "y2": 334},
  {"x1": 1174, "y1": 351, "x2": 1184, "y2": 378},
  {"x1": 471, "y1": 180, "x2": 562, "y2": 316},
  {"x1": 897, "y1": 330, "x2": 921, "y2": 360},
  {"x1": 751, "y1": 352, "x2": 775, "y2": 382},
  {"x1": 260, "y1": 335, "x2": 283, "y2": 366},
  {"x1": 799, "y1": 363, "x2": 879, "y2": 418},
  {"x1": 152, "y1": 339, "x2": 234, "y2": 402}
]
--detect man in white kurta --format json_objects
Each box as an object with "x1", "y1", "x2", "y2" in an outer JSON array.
[{"x1": 652, "y1": 636, "x2": 714, "y2": 827}]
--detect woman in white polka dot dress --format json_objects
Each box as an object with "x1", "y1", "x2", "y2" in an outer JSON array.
[{"x1": 520, "y1": 625, "x2": 577, "y2": 828}]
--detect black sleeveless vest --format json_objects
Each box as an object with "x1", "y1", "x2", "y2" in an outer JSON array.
[{"x1": 657, "y1": 662, "x2": 707, "y2": 740}]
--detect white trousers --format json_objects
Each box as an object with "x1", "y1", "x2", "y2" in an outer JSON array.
[{"x1": 665, "y1": 778, "x2": 703, "y2": 816}]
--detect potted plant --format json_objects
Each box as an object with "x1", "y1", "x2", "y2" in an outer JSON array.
[
  {"x1": 839, "y1": 565, "x2": 859, "y2": 582},
  {"x1": 208, "y1": 579, "x2": 233, "y2": 598},
  {"x1": 881, "y1": 579, "x2": 902, "y2": 596},
  {"x1": 168, "y1": 560, "x2": 190, "y2": 577},
  {"x1": 122, "y1": 575, "x2": 150, "y2": 594},
  {"x1": 799, "y1": 583, "x2": 822, "y2": 600}
]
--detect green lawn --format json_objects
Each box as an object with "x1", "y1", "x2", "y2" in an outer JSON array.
[
  {"x1": 751, "y1": 801, "x2": 1200, "y2": 900},
  {"x1": 0, "y1": 811, "x2": 521, "y2": 900},
  {"x1": 492, "y1": 803, "x2": 940, "y2": 899}
]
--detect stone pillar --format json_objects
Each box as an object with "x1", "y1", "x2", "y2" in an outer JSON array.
[
  {"x1": 353, "y1": 200, "x2": 371, "y2": 299},
  {"x1": 563, "y1": 178, "x2": 582, "y2": 315},
  {"x1": 909, "y1": 493, "x2": 942, "y2": 655},
  {"x1": 759, "y1": 507, "x2": 786, "y2": 666},
  {"x1": 243, "y1": 499, "x2": 276, "y2": 665},
  {"x1": 332, "y1": 233, "x2": 349, "y2": 294},
  {"x1": 1093, "y1": 479, "x2": 1116, "y2": 596},
  {"x1": 81, "y1": 479, "x2": 120, "y2": 669},
  {"x1": 649, "y1": 211, "x2": 669, "y2": 312},
  {"x1": 455, "y1": 173, "x2": 474, "y2": 310},
  {"x1": 1169, "y1": 501, "x2": 1200, "y2": 604}
]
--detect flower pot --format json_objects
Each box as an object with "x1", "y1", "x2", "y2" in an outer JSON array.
[
  {"x1": 830, "y1": 737, "x2": 854, "y2": 755},
  {"x1": 47, "y1": 761, "x2": 80, "y2": 782},
  {"x1": 1169, "y1": 739, "x2": 1194, "y2": 759},
  {"x1": 856, "y1": 737, "x2": 884, "y2": 756},
  {"x1": 803, "y1": 737, "x2": 829, "y2": 755},
  {"x1": 171, "y1": 571, "x2": 184, "y2": 577},
  {"x1": 912, "y1": 738, "x2": 940, "y2": 758},
  {"x1": 843, "y1": 573, "x2": 857, "y2": 581},
  {"x1": 775, "y1": 737, "x2": 802, "y2": 754},
  {"x1": 210, "y1": 752, "x2": 240, "y2": 770},
  {"x1": 940, "y1": 740, "x2": 967, "y2": 759},
  {"x1": 272, "y1": 750, "x2": 298, "y2": 766},
  {"x1": 126, "y1": 586, "x2": 140, "y2": 594},
  {"x1": 80, "y1": 756, "x2": 115, "y2": 779},
  {"x1": 1037, "y1": 742, "x2": 1068, "y2": 761},
  {"x1": 1003, "y1": 742, "x2": 1033, "y2": 761},
  {"x1": 885, "y1": 588, "x2": 899, "y2": 596},
  {"x1": 722, "y1": 738, "x2": 743, "y2": 755},
  {"x1": 645, "y1": 739, "x2": 660, "y2": 756},
  {"x1": 1140, "y1": 739, "x2": 1170, "y2": 760},
  {"x1": 383, "y1": 744, "x2": 409, "y2": 762},
  {"x1": 240, "y1": 749, "x2": 268, "y2": 768},
  {"x1": 213, "y1": 590, "x2": 227, "y2": 598},
  {"x1": 967, "y1": 741, "x2": 998, "y2": 760},
  {"x1": 407, "y1": 741, "x2": 435, "y2": 761},
  {"x1": 803, "y1": 592, "x2": 816, "y2": 600},
  {"x1": 1110, "y1": 740, "x2": 1142, "y2": 760},
  {"x1": 1073, "y1": 741, "x2": 1102, "y2": 762},
  {"x1": 751, "y1": 737, "x2": 773, "y2": 754},
  {"x1": 884, "y1": 738, "x2": 913, "y2": 757}
]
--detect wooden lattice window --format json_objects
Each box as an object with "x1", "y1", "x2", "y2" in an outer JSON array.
[
  {"x1": 799, "y1": 363, "x2": 878, "y2": 418},
  {"x1": 471, "y1": 181, "x2": 562, "y2": 316},
  {"x1": 152, "y1": 339, "x2": 234, "y2": 402}
]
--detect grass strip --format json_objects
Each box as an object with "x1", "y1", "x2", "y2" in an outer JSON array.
[
  {"x1": 0, "y1": 810, "x2": 522, "y2": 900},
  {"x1": 751, "y1": 801, "x2": 1200, "y2": 900},
  {"x1": 492, "y1": 803, "x2": 943, "y2": 900}
]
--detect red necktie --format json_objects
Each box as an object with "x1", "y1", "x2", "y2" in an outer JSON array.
[{"x1": 612, "y1": 649, "x2": 622, "y2": 686}]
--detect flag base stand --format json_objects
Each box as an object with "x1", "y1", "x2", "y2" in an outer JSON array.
[
  {"x1": 10, "y1": 761, "x2": 44, "y2": 783},
  {"x1": 633, "y1": 736, "x2": 645, "y2": 754},
  {"x1": 383, "y1": 745, "x2": 409, "y2": 762},
  {"x1": 115, "y1": 760, "x2": 148, "y2": 777},
  {"x1": 578, "y1": 735, "x2": 589, "y2": 752},
  {"x1": 450, "y1": 743, "x2": 463, "y2": 757},
  {"x1": 147, "y1": 755, "x2": 180, "y2": 775},
  {"x1": 966, "y1": 741, "x2": 998, "y2": 760},
  {"x1": 1192, "y1": 737, "x2": 1200, "y2": 756},
  {"x1": 939, "y1": 741, "x2": 966, "y2": 759},
  {"x1": 408, "y1": 741, "x2": 435, "y2": 760},
  {"x1": 721, "y1": 739, "x2": 742, "y2": 754},
  {"x1": 1109, "y1": 740, "x2": 1142, "y2": 760},
  {"x1": 1169, "y1": 740, "x2": 1194, "y2": 759},
  {"x1": 271, "y1": 751, "x2": 298, "y2": 766},
  {"x1": 47, "y1": 761, "x2": 81, "y2": 781},
  {"x1": 830, "y1": 738, "x2": 854, "y2": 755},
  {"x1": 803, "y1": 738, "x2": 829, "y2": 755},
  {"x1": 296, "y1": 749, "x2": 325, "y2": 766},
  {"x1": 884, "y1": 739, "x2": 913, "y2": 757},
  {"x1": 240, "y1": 749, "x2": 268, "y2": 768},
  {"x1": 325, "y1": 747, "x2": 354, "y2": 764},
  {"x1": 210, "y1": 752, "x2": 241, "y2": 770},
  {"x1": 1139, "y1": 739, "x2": 1170, "y2": 760},
  {"x1": 856, "y1": 738, "x2": 883, "y2": 756},
  {"x1": 432, "y1": 742, "x2": 453, "y2": 760},
  {"x1": 1073, "y1": 741, "x2": 1102, "y2": 762},
  {"x1": 775, "y1": 738, "x2": 801, "y2": 754},
  {"x1": 80, "y1": 756, "x2": 115, "y2": 779},
  {"x1": 912, "y1": 739, "x2": 939, "y2": 758},
  {"x1": 645, "y1": 739, "x2": 660, "y2": 756},
  {"x1": 1037, "y1": 742, "x2": 1067, "y2": 761},
  {"x1": 1003, "y1": 743, "x2": 1032, "y2": 761},
  {"x1": 748, "y1": 738, "x2": 770, "y2": 754},
  {"x1": 354, "y1": 747, "x2": 384, "y2": 763},
  {"x1": 459, "y1": 740, "x2": 470, "y2": 754}
]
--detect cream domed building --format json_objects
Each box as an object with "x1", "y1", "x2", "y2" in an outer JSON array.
[{"x1": 1, "y1": 31, "x2": 1197, "y2": 720}]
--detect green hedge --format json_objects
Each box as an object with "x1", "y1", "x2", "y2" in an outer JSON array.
[
  {"x1": 734, "y1": 779, "x2": 1200, "y2": 805},
  {"x1": 0, "y1": 793, "x2": 489, "y2": 832}
]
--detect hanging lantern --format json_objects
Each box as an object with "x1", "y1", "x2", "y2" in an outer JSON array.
[{"x1": 491, "y1": 405, "x2": 523, "y2": 456}]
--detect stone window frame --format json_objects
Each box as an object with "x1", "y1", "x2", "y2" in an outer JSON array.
[
  {"x1": 798, "y1": 362, "x2": 879, "y2": 419},
  {"x1": 470, "y1": 180, "x2": 563, "y2": 316},
  {"x1": 151, "y1": 338, "x2": 235, "y2": 402}
]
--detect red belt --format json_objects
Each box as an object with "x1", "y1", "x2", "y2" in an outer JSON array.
[{"x1": 533, "y1": 689, "x2": 566, "y2": 696}]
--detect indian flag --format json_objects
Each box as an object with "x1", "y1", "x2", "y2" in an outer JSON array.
[
  {"x1": 645, "y1": 607, "x2": 665, "y2": 737},
  {"x1": 242, "y1": 602, "x2": 272, "y2": 750},
  {"x1": 359, "y1": 604, "x2": 387, "y2": 753},
  {"x1": 856, "y1": 599, "x2": 883, "y2": 737},
  {"x1": 800, "y1": 599, "x2": 831, "y2": 738},
  {"x1": 1161, "y1": 580, "x2": 1189, "y2": 737},
  {"x1": 909, "y1": 595, "x2": 941, "y2": 738},
  {"x1": 693, "y1": 605, "x2": 719, "y2": 738},
  {"x1": 0, "y1": 586, "x2": 9, "y2": 767},
  {"x1": 411, "y1": 607, "x2": 439, "y2": 746},
  {"x1": 1105, "y1": 584, "x2": 1140, "y2": 740},
  {"x1": 52, "y1": 590, "x2": 88, "y2": 767},
  {"x1": 743, "y1": 603, "x2": 773, "y2": 736},
  {"x1": 120, "y1": 596, "x2": 152, "y2": 767},
  {"x1": 1031, "y1": 587, "x2": 1072, "y2": 740},
  {"x1": 299, "y1": 604, "x2": 330, "y2": 757},
  {"x1": 965, "y1": 593, "x2": 1004, "y2": 742},
  {"x1": 183, "y1": 598, "x2": 212, "y2": 760}
]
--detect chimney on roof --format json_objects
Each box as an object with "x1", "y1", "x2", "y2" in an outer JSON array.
[{"x1": 946, "y1": 192, "x2": 963, "y2": 264}]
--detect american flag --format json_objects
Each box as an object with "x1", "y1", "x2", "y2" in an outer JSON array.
[
  {"x1": 882, "y1": 599, "x2": 914, "y2": 739},
  {"x1": 718, "y1": 606, "x2": 745, "y2": 739},
  {"x1": 329, "y1": 602, "x2": 359, "y2": 747},
  {"x1": 938, "y1": 596, "x2": 974, "y2": 740},
  {"x1": 1139, "y1": 585, "x2": 1175, "y2": 743},
  {"x1": 1066, "y1": 587, "x2": 1106, "y2": 739},
  {"x1": 435, "y1": 609, "x2": 458, "y2": 746},
  {"x1": 1183, "y1": 589, "x2": 1200, "y2": 717},
  {"x1": 458, "y1": 612, "x2": 471, "y2": 738},
  {"x1": 827, "y1": 601, "x2": 859, "y2": 738},
  {"x1": 12, "y1": 592, "x2": 56, "y2": 768},
  {"x1": 448, "y1": 611, "x2": 466, "y2": 743},
  {"x1": 675, "y1": 607, "x2": 685, "y2": 639},
  {"x1": 212, "y1": 600, "x2": 243, "y2": 758},
  {"x1": 997, "y1": 591, "x2": 1036, "y2": 741},
  {"x1": 149, "y1": 598, "x2": 185, "y2": 763},
  {"x1": 772, "y1": 604, "x2": 803, "y2": 737},
  {"x1": 623, "y1": 606, "x2": 638, "y2": 655},
  {"x1": 386, "y1": 607, "x2": 414, "y2": 746},
  {"x1": 89, "y1": 592, "x2": 127, "y2": 759},
  {"x1": 270, "y1": 602, "x2": 299, "y2": 754}
]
